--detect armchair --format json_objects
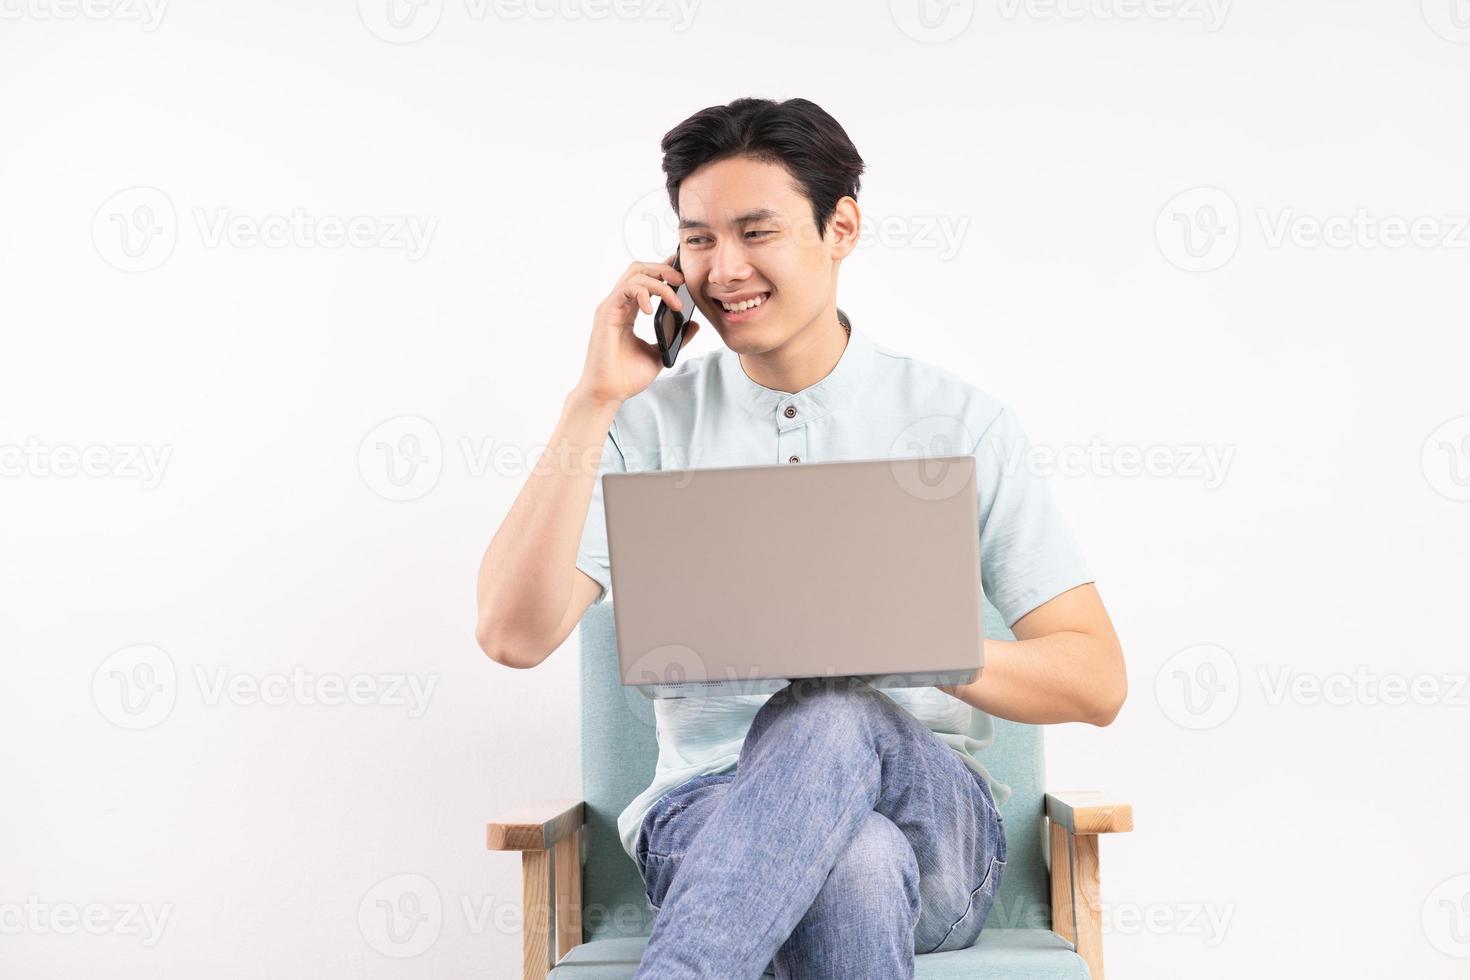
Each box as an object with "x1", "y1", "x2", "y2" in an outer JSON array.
[{"x1": 488, "y1": 600, "x2": 1133, "y2": 978}]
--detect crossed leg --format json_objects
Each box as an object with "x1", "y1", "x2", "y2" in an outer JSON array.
[{"x1": 633, "y1": 676, "x2": 1008, "y2": 979}]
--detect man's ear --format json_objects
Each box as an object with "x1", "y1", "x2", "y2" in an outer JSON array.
[{"x1": 827, "y1": 195, "x2": 861, "y2": 260}]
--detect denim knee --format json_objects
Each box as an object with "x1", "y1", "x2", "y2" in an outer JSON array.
[
  {"x1": 759, "y1": 676, "x2": 890, "y2": 729},
  {"x1": 821, "y1": 811, "x2": 921, "y2": 925}
]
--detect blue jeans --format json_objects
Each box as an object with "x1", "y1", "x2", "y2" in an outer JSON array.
[{"x1": 632, "y1": 676, "x2": 1007, "y2": 979}]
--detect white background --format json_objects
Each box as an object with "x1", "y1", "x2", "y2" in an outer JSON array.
[{"x1": 2, "y1": 1, "x2": 1468, "y2": 977}]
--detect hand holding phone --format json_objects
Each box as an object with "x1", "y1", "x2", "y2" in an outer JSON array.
[
  {"x1": 575, "y1": 254, "x2": 698, "y2": 409},
  {"x1": 653, "y1": 248, "x2": 698, "y2": 369}
]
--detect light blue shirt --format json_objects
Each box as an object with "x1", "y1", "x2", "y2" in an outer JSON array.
[{"x1": 574, "y1": 317, "x2": 1094, "y2": 861}]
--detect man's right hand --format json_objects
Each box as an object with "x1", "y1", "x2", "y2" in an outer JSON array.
[{"x1": 574, "y1": 254, "x2": 700, "y2": 408}]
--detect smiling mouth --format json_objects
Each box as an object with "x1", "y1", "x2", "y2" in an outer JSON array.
[{"x1": 717, "y1": 291, "x2": 771, "y2": 315}]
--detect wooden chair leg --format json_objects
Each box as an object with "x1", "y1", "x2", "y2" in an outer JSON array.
[
  {"x1": 1049, "y1": 821, "x2": 1076, "y2": 944},
  {"x1": 521, "y1": 849, "x2": 552, "y2": 980},
  {"x1": 1050, "y1": 821, "x2": 1105, "y2": 980},
  {"x1": 554, "y1": 828, "x2": 583, "y2": 960}
]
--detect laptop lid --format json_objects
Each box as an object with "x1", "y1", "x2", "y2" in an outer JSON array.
[{"x1": 603, "y1": 455, "x2": 983, "y2": 699}]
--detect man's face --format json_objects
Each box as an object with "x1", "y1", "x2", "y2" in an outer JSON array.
[{"x1": 676, "y1": 155, "x2": 850, "y2": 355}]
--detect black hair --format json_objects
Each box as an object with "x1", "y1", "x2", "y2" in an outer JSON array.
[{"x1": 660, "y1": 97, "x2": 865, "y2": 239}]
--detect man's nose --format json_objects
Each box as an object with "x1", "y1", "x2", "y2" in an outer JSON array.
[{"x1": 708, "y1": 241, "x2": 752, "y2": 287}]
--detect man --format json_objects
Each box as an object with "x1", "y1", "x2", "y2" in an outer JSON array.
[{"x1": 475, "y1": 96, "x2": 1126, "y2": 978}]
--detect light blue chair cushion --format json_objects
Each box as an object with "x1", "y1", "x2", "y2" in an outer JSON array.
[
  {"x1": 575, "y1": 599, "x2": 1082, "y2": 975},
  {"x1": 549, "y1": 930, "x2": 1087, "y2": 979}
]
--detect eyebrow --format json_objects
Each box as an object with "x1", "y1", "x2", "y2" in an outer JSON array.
[{"x1": 678, "y1": 208, "x2": 782, "y2": 231}]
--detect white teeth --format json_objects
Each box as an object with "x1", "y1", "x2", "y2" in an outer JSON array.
[{"x1": 721, "y1": 292, "x2": 768, "y2": 313}]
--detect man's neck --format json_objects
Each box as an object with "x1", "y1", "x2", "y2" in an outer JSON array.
[{"x1": 737, "y1": 310, "x2": 850, "y2": 395}]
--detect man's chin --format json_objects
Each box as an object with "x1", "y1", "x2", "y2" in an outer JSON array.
[{"x1": 716, "y1": 322, "x2": 782, "y2": 354}]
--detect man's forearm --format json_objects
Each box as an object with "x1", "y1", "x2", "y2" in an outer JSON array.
[
  {"x1": 940, "y1": 631, "x2": 1126, "y2": 727},
  {"x1": 474, "y1": 388, "x2": 620, "y2": 663}
]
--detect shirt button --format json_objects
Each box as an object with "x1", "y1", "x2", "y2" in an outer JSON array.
[
  {"x1": 788, "y1": 455, "x2": 801, "y2": 463},
  {"x1": 783, "y1": 405, "x2": 797, "y2": 419}
]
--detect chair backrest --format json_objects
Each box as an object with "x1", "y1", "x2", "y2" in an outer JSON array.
[{"x1": 578, "y1": 599, "x2": 1052, "y2": 941}]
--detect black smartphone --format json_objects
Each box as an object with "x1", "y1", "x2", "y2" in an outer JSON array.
[{"x1": 653, "y1": 249, "x2": 696, "y2": 368}]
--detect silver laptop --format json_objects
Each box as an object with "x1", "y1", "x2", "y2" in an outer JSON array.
[{"x1": 602, "y1": 455, "x2": 984, "y2": 699}]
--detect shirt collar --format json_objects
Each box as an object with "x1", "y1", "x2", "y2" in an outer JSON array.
[{"x1": 718, "y1": 311, "x2": 876, "y2": 426}]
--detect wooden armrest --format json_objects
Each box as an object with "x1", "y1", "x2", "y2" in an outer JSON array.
[
  {"x1": 1045, "y1": 790, "x2": 1133, "y2": 835},
  {"x1": 487, "y1": 799, "x2": 586, "y2": 980},
  {"x1": 1045, "y1": 790, "x2": 1134, "y2": 980},
  {"x1": 486, "y1": 799, "x2": 584, "y2": 851}
]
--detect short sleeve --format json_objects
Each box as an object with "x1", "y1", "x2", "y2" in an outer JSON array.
[
  {"x1": 975, "y1": 404, "x2": 1094, "y2": 628},
  {"x1": 574, "y1": 425, "x2": 627, "y2": 605}
]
